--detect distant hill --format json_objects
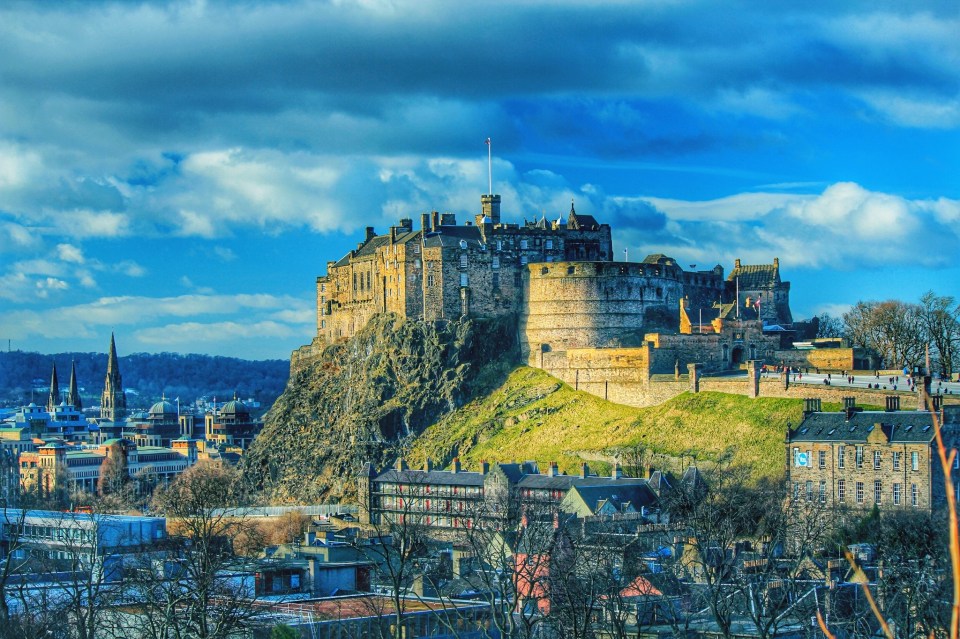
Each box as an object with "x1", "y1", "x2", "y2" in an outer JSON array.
[{"x1": 0, "y1": 350, "x2": 289, "y2": 410}]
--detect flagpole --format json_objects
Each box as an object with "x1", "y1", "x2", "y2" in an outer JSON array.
[
  {"x1": 736, "y1": 276, "x2": 740, "y2": 319},
  {"x1": 485, "y1": 138, "x2": 492, "y2": 195}
]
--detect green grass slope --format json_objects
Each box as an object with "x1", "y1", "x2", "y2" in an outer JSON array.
[{"x1": 408, "y1": 366, "x2": 857, "y2": 480}]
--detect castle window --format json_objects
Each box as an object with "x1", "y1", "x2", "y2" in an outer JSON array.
[
  {"x1": 545, "y1": 239, "x2": 553, "y2": 249},
  {"x1": 520, "y1": 239, "x2": 528, "y2": 249},
  {"x1": 567, "y1": 265, "x2": 575, "y2": 275},
  {"x1": 414, "y1": 244, "x2": 420, "y2": 254},
  {"x1": 492, "y1": 256, "x2": 500, "y2": 270},
  {"x1": 496, "y1": 240, "x2": 502, "y2": 251},
  {"x1": 855, "y1": 481, "x2": 864, "y2": 503},
  {"x1": 321, "y1": 320, "x2": 326, "y2": 329},
  {"x1": 459, "y1": 240, "x2": 467, "y2": 249},
  {"x1": 353, "y1": 273, "x2": 357, "y2": 291},
  {"x1": 520, "y1": 256, "x2": 528, "y2": 265},
  {"x1": 541, "y1": 267, "x2": 549, "y2": 275},
  {"x1": 367, "y1": 272, "x2": 371, "y2": 289},
  {"x1": 838, "y1": 445, "x2": 845, "y2": 469},
  {"x1": 427, "y1": 275, "x2": 434, "y2": 287},
  {"x1": 460, "y1": 274, "x2": 468, "y2": 287},
  {"x1": 320, "y1": 284, "x2": 326, "y2": 292}
]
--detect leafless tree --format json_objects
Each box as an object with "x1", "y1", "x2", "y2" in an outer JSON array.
[
  {"x1": 919, "y1": 291, "x2": 960, "y2": 378},
  {"x1": 844, "y1": 300, "x2": 925, "y2": 369}
]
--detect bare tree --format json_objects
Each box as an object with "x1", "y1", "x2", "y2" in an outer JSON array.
[
  {"x1": 919, "y1": 291, "x2": 960, "y2": 377},
  {"x1": 843, "y1": 300, "x2": 925, "y2": 369}
]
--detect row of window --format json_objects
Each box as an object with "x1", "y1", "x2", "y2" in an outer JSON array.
[
  {"x1": 794, "y1": 480, "x2": 920, "y2": 507},
  {"x1": 796, "y1": 446, "x2": 924, "y2": 471}
]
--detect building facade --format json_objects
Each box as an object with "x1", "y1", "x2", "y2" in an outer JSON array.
[{"x1": 786, "y1": 397, "x2": 959, "y2": 513}]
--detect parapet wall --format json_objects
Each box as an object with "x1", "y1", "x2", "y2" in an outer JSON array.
[{"x1": 520, "y1": 261, "x2": 683, "y2": 364}]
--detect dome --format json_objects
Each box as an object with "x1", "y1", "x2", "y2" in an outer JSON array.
[
  {"x1": 149, "y1": 400, "x2": 177, "y2": 418},
  {"x1": 220, "y1": 399, "x2": 250, "y2": 419}
]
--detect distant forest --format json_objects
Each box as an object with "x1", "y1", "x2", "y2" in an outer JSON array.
[{"x1": 0, "y1": 350, "x2": 290, "y2": 410}]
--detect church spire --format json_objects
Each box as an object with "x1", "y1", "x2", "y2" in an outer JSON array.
[
  {"x1": 47, "y1": 363, "x2": 60, "y2": 412},
  {"x1": 100, "y1": 332, "x2": 127, "y2": 421},
  {"x1": 67, "y1": 360, "x2": 82, "y2": 410}
]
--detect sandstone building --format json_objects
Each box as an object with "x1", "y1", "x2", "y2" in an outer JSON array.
[{"x1": 786, "y1": 396, "x2": 959, "y2": 513}]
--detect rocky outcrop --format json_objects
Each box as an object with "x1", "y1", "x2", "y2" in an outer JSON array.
[{"x1": 239, "y1": 313, "x2": 518, "y2": 503}]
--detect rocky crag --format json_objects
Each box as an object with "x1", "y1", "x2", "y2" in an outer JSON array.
[{"x1": 239, "y1": 313, "x2": 518, "y2": 503}]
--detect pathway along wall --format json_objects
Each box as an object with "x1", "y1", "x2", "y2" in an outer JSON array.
[{"x1": 519, "y1": 261, "x2": 683, "y2": 365}]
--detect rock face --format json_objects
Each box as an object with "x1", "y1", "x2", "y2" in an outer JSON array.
[{"x1": 240, "y1": 313, "x2": 518, "y2": 503}]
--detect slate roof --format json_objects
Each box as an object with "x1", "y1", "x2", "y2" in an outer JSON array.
[
  {"x1": 568, "y1": 213, "x2": 601, "y2": 230},
  {"x1": 421, "y1": 225, "x2": 485, "y2": 249},
  {"x1": 727, "y1": 263, "x2": 779, "y2": 288},
  {"x1": 374, "y1": 468, "x2": 485, "y2": 487},
  {"x1": 567, "y1": 483, "x2": 658, "y2": 514},
  {"x1": 642, "y1": 254, "x2": 677, "y2": 266},
  {"x1": 789, "y1": 410, "x2": 943, "y2": 444}
]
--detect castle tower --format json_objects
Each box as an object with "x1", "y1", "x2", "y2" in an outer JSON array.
[
  {"x1": 481, "y1": 194, "x2": 501, "y2": 225},
  {"x1": 100, "y1": 333, "x2": 127, "y2": 421},
  {"x1": 46, "y1": 363, "x2": 60, "y2": 412},
  {"x1": 67, "y1": 360, "x2": 82, "y2": 410}
]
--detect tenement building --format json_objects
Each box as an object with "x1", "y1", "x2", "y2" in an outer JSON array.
[
  {"x1": 786, "y1": 396, "x2": 959, "y2": 513},
  {"x1": 358, "y1": 457, "x2": 660, "y2": 530}
]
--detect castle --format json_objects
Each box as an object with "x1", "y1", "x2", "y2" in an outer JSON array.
[{"x1": 299, "y1": 193, "x2": 797, "y2": 386}]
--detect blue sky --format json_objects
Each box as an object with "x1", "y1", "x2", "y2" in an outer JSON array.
[{"x1": 1, "y1": 0, "x2": 957, "y2": 360}]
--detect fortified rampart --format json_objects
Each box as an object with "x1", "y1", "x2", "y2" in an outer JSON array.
[{"x1": 520, "y1": 261, "x2": 685, "y2": 364}]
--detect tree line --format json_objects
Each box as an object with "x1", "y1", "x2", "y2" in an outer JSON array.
[
  {"x1": 0, "y1": 350, "x2": 290, "y2": 408},
  {"x1": 811, "y1": 290, "x2": 959, "y2": 376}
]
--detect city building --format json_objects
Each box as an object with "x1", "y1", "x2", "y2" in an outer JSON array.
[
  {"x1": 18, "y1": 437, "x2": 198, "y2": 496},
  {"x1": 203, "y1": 394, "x2": 263, "y2": 450},
  {"x1": 786, "y1": 395, "x2": 960, "y2": 513},
  {"x1": 358, "y1": 458, "x2": 659, "y2": 530}
]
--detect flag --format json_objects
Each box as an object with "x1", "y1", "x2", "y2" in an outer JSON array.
[{"x1": 485, "y1": 138, "x2": 491, "y2": 146}]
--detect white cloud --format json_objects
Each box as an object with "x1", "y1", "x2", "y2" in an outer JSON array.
[{"x1": 56, "y1": 243, "x2": 84, "y2": 264}]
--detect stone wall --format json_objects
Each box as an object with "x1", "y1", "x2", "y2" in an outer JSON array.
[{"x1": 520, "y1": 261, "x2": 684, "y2": 364}]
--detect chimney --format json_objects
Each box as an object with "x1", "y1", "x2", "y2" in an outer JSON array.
[
  {"x1": 580, "y1": 463, "x2": 590, "y2": 479},
  {"x1": 365, "y1": 227, "x2": 376, "y2": 241},
  {"x1": 612, "y1": 462, "x2": 623, "y2": 479},
  {"x1": 304, "y1": 531, "x2": 316, "y2": 545},
  {"x1": 885, "y1": 396, "x2": 900, "y2": 412},
  {"x1": 399, "y1": 218, "x2": 412, "y2": 230},
  {"x1": 453, "y1": 457, "x2": 461, "y2": 473},
  {"x1": 421, "y1": 213, "x2": 430, "y2": 232},
  {"x1": 843, "y1": 397, "x2": 856, "y2": 411},
  {"x1": 773, "y1": 257, "x2": 779, "y2": 268},
  {"x1": 803, "y1": 398, "x2": 822, "y2": 416},
  {"x1": 390, "y1": 227, "x2": 397, "y2": 243},
  {"x1": 548, "y1": 461, "x2": 558, "y2": 477},
  {"x1": 396, "y1": 458, "x2": 408, "y2": 471},
  {"x1": 431, "y1": 210, "x2": 440, "y2": 231},
  {"x1": 481, "y1": 460, "x2": 489, "y2": 474},
  {"x1": 735, "y1": 258, "x2": 741, "y2": 269},
  {"x1": 932, "y1": 395, "x2": 943, "y2": 412},
  {"x1": 440, "y1": 212, "x2": 457, "y2": 226},
  {"x1": 425, "y1": 458, "x2": 433, "y2": 471}
]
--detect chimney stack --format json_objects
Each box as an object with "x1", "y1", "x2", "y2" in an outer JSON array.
[
  {"x1": 612, "y1": 462, "x2": 623, "y2": 479},
  {"x1": 421, "y1": 213, "x2": 430, "y2": 232},
  {"x1": 548, "y1": 461, "x2": 558, "y2": 477},
  {"x1": 365, "y1": 227, "x2": 376, "y2": 241},
  {"x1": 431, "y1": 210, "x2": 440, "y2": 232},
  {"x1": 396, "y1": 458, "x2": 408, "y2": 471},
  {"x1": 580, "y1": 463, "x2": 590, "y2": 479},
  {"x1": 885, "y1": 396, "x2": 900, "y2": 412},
  {"x1": 803, "y1": 398, "x2": 822, "y2": 416},
  {"x1": 481, "y1": 460, "x2": 489, "y2": 474},
  {"x1": 425, "y1": 458, "x2": 433, "y2": 471},
  {"x1": 453, "y1": 457, "x2": 461, "y2": 473}
]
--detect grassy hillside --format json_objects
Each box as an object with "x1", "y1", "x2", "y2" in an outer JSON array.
[{"x1": 408, "y1": 366, "x2": 859, "y2": 480}]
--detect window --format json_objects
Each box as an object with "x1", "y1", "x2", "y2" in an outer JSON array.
[
  {"x1": 492, "y1": 256, "x2": 500, "y2": 270},
  {"x1": 459, "y1": 254, "x2": 468, "y2": 269},
  {"x1": 460, "y1": 273, "x2": 468, "y2": 287},
  {"x1": 492, "y1": 273, "x2": 499, "y2": 289},
  {"x1": 893, "y1": 451, "x2": 901, "y2": 471},
  {"x1": 520, "y1": 256, "x2": 528, "y2": 265},
  {"x1": 873, "y1": 451, "x2": 882, "y2": 469},
  {"x1": 818, "y1": 450, "x2": 826, "y2": 469},
  {"x1": 459, "y1": 240, "x2": 468, "y2": 249},
  {"x1": 520, "y1": 239, "x2": 528, "y2": 249},
  {"x1": 819, "y1": 480, "x2": 826, "y2": 503},
  {"x1": 545, "y1": 239, "x2": 553, "y2": 249},
  {"x1": 793, "y1": 482, "x2": 800, "y2": 501},
  {"x1": 893, "y1": 483, "x2": 901, "y2": 505},
  {"x1": 514, "y1": 272, "x2": 522, "y2": 287},
  {"x1": 366, "y1": 272, "x2": 371, "y2": 289},
  {"x1": 874, "y1": 480, "x2": 882, "y2": 504},
  {"x1": 427, "y1": 274, "x2": 434, "y2": 287},
  {"x1": 805, "y1": 480, "x2": 813, "y2": 501},
  {"x1": 856, "y1": 481, "x2": 864, "y2": 504},
  {"x1": 911, "y1": 483, "x2": 919, "y2": 507},
  {"x1": 838, "y1": 479, "x2": 846, "y2": 502},
  {"x1": 496, "y1": 240, "x2": 502, "y2": 251},
  {"x1": 856, "y1": 446, "x2": 864, "y2": 468},
  {"x1": 912, "y1": 451, "x2": 919, "y2": 471},
  {"x1": 413, "y1": 244, "x2": 420, "y2": 254},
  {"x1": 838, "y1": 445, "x2": 845, "y2": 469}
]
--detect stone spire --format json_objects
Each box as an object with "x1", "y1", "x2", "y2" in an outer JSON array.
[
  {"x1": 67, "y1": 360, "x2": 82, "y2": 410},
  {"x1": 46, "y1": 363, "x2": 60, "y2": 412},
  {"x1": 100, "y1": 333, "x2": 127, "y2": 421}
]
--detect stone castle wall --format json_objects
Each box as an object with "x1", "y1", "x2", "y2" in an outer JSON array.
[{"x1": 520, "y1": 261, "x2": 684, "y2": 364}]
